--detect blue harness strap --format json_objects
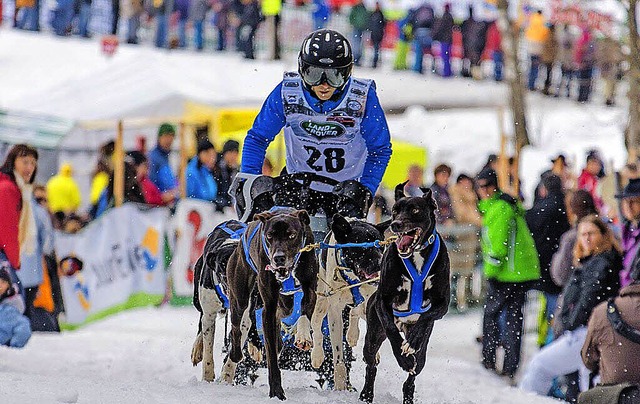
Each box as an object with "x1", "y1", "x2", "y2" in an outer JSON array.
[
  {"x1": 339, "y1": 269, "x2": 366, "y2": 307},
  {"x1": 254, "y1": 289, "x2": 303, "y2": 344},
  {"x1": 393, "y1": 232, "x2": 441, "y2": 318},
  {"x1": 214, "y1": 221, "x2": 247, "y2": 240},
  {"x1": 242, "y1": 223, "x2": 262, "y2": 274},
  {"x1": 214, "y1": 284, "x2": 230, "y2": 309}
]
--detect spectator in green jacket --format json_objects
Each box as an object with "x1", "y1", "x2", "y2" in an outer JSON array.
[
  {"x1": 349, "y1": 0, "x2": 370, "y2": 66},
  {"x1": 476, "y1": 167, "x2": 541, "y2": 382}
]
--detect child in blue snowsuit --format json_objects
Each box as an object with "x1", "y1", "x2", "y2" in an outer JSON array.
[{"x1": 0, "y1": 267, "x2": 32, "y2": 348}]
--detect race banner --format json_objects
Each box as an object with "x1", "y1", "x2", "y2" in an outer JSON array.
[
  {"x1": 169, "y1": 199, "x2": 232, "y2": 302},
  {"x1": 56, "y1": 204, "x2": 170, "y2": 328}
]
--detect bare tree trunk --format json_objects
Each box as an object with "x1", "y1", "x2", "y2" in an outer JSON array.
[
  {"x1": 497, "y1": 0, "x2": 530, "y2": 151},
  {"x1": 627, "y1": 0, "x2": 640, "y2": 161}
]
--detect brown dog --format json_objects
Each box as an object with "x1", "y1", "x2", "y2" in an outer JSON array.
[{"x1": 220, "y1": 208, "x2": 318, "y2": 400}]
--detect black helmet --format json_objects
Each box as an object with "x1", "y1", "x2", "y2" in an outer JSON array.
[
  {"x1": 333, "y1": 180, "x2": 372, "y2": 219},
  {"x1": 298, "y1": 29, "x2": 353, "y2": 92}
]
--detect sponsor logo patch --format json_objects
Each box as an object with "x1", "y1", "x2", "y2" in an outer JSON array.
[
  {"x1": 347, "y1": 100, "x2": 362, "y2": 110},
  {"x1": 299, "y1": 121, "x2": 346, "y2": 138}
]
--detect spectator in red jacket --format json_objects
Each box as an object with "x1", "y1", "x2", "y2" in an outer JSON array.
[
  {"x1": 577, "y1": 150, "x2": 604, "y2": 211},
  {"x1": 128, "y1": 151, "x2": 164, "y2": 206},
  {"x1": 0, "y1": 144, "x2": 39, "y2": 271}
]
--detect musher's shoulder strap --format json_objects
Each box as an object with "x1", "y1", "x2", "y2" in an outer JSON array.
[{"x1": 606, "y1": 298, "x2": 640, "y2": 344}]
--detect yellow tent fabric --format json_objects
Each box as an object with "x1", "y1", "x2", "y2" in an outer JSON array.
[{"x1": 182, "y1": 103, "x2": 428, "y2": 189}]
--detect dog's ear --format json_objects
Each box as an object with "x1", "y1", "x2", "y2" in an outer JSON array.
[
  {"x1": 294, "y1": 209, "x2": 310, "y2": 226},
  {"x1": 254, "y1": 211, "x2": 275, "y2": 223},
  {"x1": 422, "y1": 188, "x2": 438, "y2": 210},
  {"x1": 331, "y1": 213, "x2": 352, "y2": 236},
  {"x1": 375, "y1": 219, "x2": 391, "y2": 236},
  {"x1": 394, "y1": 181, "x2": 409, "y2": 202}
]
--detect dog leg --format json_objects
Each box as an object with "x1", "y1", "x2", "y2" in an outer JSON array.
[
  {"x1": 346, "y1": 306, "x2": 361, "y2": 348},
  {"x1": 294, "y1": 314, "x2": 313, "y2": 351},
  {"x1": 191, "y1": 331, "x2": 203, "y2": 366},
  {"x1": 310, "y1": 297, "x2": 328, "y2": 369},
  {"x1": 402, "y1": 374, "x2": 416, "y2": 404},
  {"x1": 221, "y1": 305, "x2": 250, "y2": 384},
  {"x1": 262, "y1": 298, "x2": 286, "y2": 400},
  {"x1": 327, "y1": 307, "x2": 348, "y2": 391},
  {"x1": 200, "y1": 287, "x2": 220, "y2": 382},
  {"x1": 360, "y1": 296, "x2": 386, "y2": 403}
]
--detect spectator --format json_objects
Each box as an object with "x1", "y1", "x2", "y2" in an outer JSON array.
[
  {"x1": 154, "y1": 0, "x2": 174, "y2": 48},
  {"x1": 461, "y1": 6, "x2": 486, "y2": 79},
  {"x1": 368, "y1": 3, "x2": 385, "y2": 69},
  {"x1": 476, "y1": 168, "x2": 540, "y2": 381},
  {"x1": 76, "y1": 0, "x2": 92, "y2": 38},
  {"x1": 550, "y1": 190, "x2": 598, "y2": 289},
  {"x1": 90, "y1": 142, "x2": 114, "y2": 219},
  {"x1": 540, "y1": 24, "x2": 558, "y2": 95},
  {"x1": 432, "y1": 3, "x2": 453, "y2": 77},
  {"x1": 95, "y1": 162, "x2": 146, "y2": 217},
  {"x1": 349, "y1": 0, "x2": 369, "y2": 67},
  {"x1": 404, "y1": 164, "x2": 425, "y2": 197},
  {"x1": 520, "y1": 215, "x2": 621, "y2": 396},
  {"x1": 111, "y1": 0, "x2": 120, "y2": 35},
  {"x1": 186, "y1": 140, "x2": 218, "y2": 202},
  {"x1": 525, "y1": 10, "x2": 550, "y2": 91},
  {"x1": 175, "y1": 0, "x2": 191, "y2": 48},
  {"x1": 430, "y1": 163, "x2": 454, "y2": 225},
  {"x1": 147, "y1": 123, "x2": 179, "y2": 204},
  {"x1": 0, "y1": 266, "x2": 31, "y2": 348},
  {"x1": 616, "y1": 178, "x2": 640, "y2": 288},
  {"x1": 127, "y1": 151, "x2": 164, "y2": 206},
  {"x1": 16, "y1": 0, "x2": 39, "y2": 31},
  {"x1": 121, "y1": 0, "x2": 143, "y2": 44},
  {"x1": 526, "y1": 174, "x2": 571, "y2": 346},
  {"x1": 311, "y1": 0, "x2": 329, "y2": 30},
  {"x1": 46, "y1": 163, "x2": 82, "y2": 222},
  {"x1": 238, "y1": 0, "x2": 261, "y2": 59},
  {"x1": 484, "y1": 20, "x2": 503, "y2": 82},
  {"x1": 51, "y1": 0, "x2": 74, "y2": 36},
  {"x1": 556, "y1": 24, "x2": 575, "y2": 98},
  {"x1": 410, "y1": 1, "x2": 435, "y2": 74},
  {"x1": 581, "y1": 264, "x2": 640, "y2": 390},
  {"x1": 213, "y1": 0, "x2": 231, "y2": 51},
  {"x1": 596, "y1": 35, "x2": 623, "y2": 107},
  {"x1": 574, "y1": 27, "x2": 596, "y2": 103},
  {"x1": 578, "y1": 150, "x2": 605, "y2": 211},
  {"x1": 214, "y1": 139, "x2": 239, "y2": 211},
  {"x1": 0, "y1": 144, "x2": 39, "y2": 272},
  {"x1": 17, "y1": 180, "x2": 55, "y2": 330},
  {"x1": 190, "y1": 0, "x2": 209, "y2": 50},
  {"x1": 450, "y1": 173, "x2": 481, "y2": 227},
  {"x1": 393, "y1": 10, "x2": 413, "y2": 70}
]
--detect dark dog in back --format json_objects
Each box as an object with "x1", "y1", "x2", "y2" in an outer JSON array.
[
  {"x1": 221, "y1": 208, "x2": 318, "y2": 400},
  {"x1": 191, "y1": 220, "x2": 247, "y2": 381},
  {"x1": 360, "y1": 182, "x2": 451, "y2": 404}
]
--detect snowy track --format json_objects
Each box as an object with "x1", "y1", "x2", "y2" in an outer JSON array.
[{"x1": 1, "y1": 307, "x2": 556, "y2": 403}]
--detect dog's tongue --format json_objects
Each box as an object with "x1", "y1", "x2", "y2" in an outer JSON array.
[{"x1": 397, "y1": 235, "x2": 414, "y2": 252}]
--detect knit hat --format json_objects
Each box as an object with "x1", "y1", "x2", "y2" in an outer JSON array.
[
  {"x1": 197, "y1": 140, "x2": 215, "y2": 154},
  {"x1": 476, "y1": 168, "x2": 498, "y2": 187},
  {"x1": 0, "y1": 266, "x2": 11, "y2": 284},
  {"x1": 158, "y1": 123, "x2": 176, "y2": 137},
  {"x1": 222, "y1": 140, "x2": 240, "y2": 154}
]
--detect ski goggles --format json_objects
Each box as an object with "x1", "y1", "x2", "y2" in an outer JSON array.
[{"x1": 300, "y1": 65, "x2": 351, "y2": 88}]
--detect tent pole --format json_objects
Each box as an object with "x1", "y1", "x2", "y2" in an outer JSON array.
[
  {"x1": 179, "y1": 121, "x2": 187, "y2": 199},
  {"x1": 114, "y1": 120, "x2": 125, "y2": 207},
  {"x1": 497, "y1": 106, "x2": 509, "y2": 191}
]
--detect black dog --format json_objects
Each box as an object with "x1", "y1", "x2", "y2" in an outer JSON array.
[
  {"x1": 360, "y1": 182, "x2": 451, "y2": 404},
  {"x1": 221, "y1": 208, "x2": 318, "y2": 400}
]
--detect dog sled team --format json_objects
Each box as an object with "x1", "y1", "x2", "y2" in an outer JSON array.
[{"x1": 190, "y1": 29, "x2": 451, "y2": 404}]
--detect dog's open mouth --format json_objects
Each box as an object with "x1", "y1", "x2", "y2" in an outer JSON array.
[
  {"x1": 394, "y1": 227, "x2": 423, "y2": 256},
  {"x1": 266, "y1": 264, "x2": 292, "y2": 281}
]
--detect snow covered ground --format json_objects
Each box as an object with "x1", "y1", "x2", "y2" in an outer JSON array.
[{"x1": 1, "y1": 306, "x2": 557, "y2": 404}]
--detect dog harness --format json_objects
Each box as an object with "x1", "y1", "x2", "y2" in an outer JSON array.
[
  {"x1": 212, "y1": 221, "x2": 247, "y2": 240},
  {"x1": 241, "y1": 222, "x2": 306, "y2": 295},
  {"x1": 393, "y1": 232, "x2": 441, "y2": 318},
  {"x1": 334, "y1": 249, "x2": 366, "y2": 307}
]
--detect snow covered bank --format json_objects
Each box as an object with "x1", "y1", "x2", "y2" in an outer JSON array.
[{"x1": 1, "y1": 307, "x2": 555, "y2": 403}]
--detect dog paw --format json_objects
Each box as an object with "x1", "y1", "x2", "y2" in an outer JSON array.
[
  {"x1": 191, "y1": 333, "x2": 203, "y2": 366},
  {"x1": 346, "y1": 324, "x2": 360, "y2": 348},
  {"x1": 247, "y1": 342, "x2": 263, "y2": 362},
  {"x1": 359, "y1": 389, "x2": 374, "y2": 403},
  {"x1": 401, "y1": 340, "x2": 416, "y2": 356},
  {"x1": 202, "y1": 363, "x2": 215, "y2": 383},
  {"x1": 269, "y1": 385, "x2": 286, "y2": 400},
  {"x1": 310, "y1": 346, "x2": 325, "y2": 369},
  {"x1": 219, "y1": 360, "x2": 237, "y2": 384},
  {"x1": 397, "y1": 353, "x2": 416, "y2": 374},
  {"x1": 294, "y1": 337, "x2": 313, "y2": 352}
]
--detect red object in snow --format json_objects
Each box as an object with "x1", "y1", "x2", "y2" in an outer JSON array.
[{"x1": 101, "y1": 35, "x2": 120, "y2": 57}]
